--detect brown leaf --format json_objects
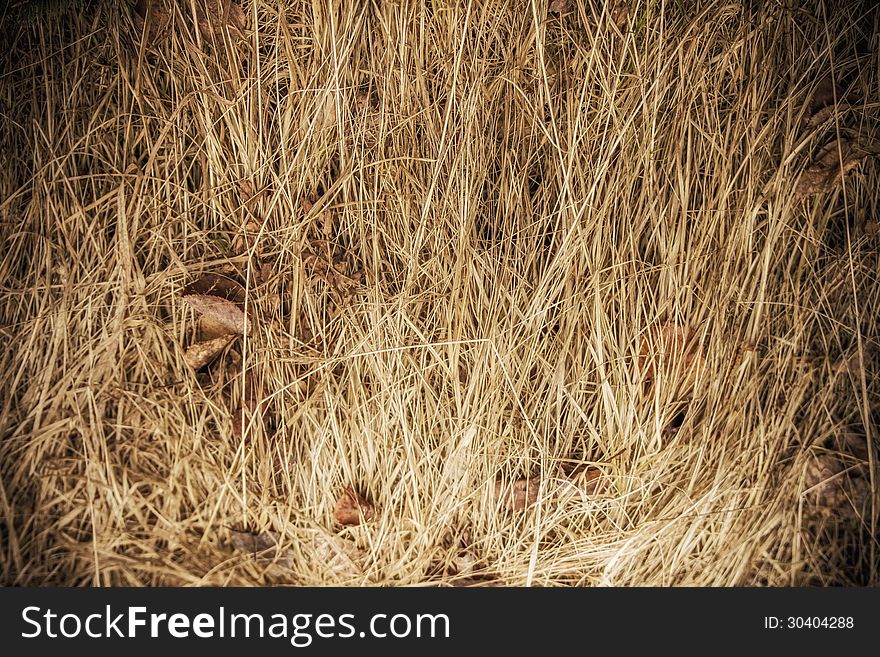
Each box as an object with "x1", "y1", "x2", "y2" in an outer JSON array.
[
  {"x1": 549, "y1": 0, "x2": 570, "y2": 13},
  {"x1": 494, "y1": 477, "x2": 540, "y2": 511},
  {"x1": 238, "y1": 179, "x2": 255, "y2": 199},
  {"x1": 333, "y1": 487, "x2": 376, "y2": 526},
  {"x1": 803, "y1": 453, "x2": 870, "y2": 518},
  {"x1": 182, "y1": 274, "x2": 248, "y2": 334},
  {"x1": 557, "y1": 464, "x2": 614, "y2": 502},
  {"x1": 228, "y1": 529, "x2": 293, "y2": 567},
  {"x1": 199, "y1": 315, "x2": 237, "y2": 341},
  {"x1": 232, "y1": 403, "x2": 264, "y2": 441},
  {"x1": 607, "y1": 1, "x2": 630, "y2": 28},
  {"x1": 832, "y1": 349, "x2": 868, "y2": 375},
  {"x1": 195, "y1": 0, "x2": 246, "y2": 41},
  {"x1": 134, "y1": 0, "x2": 172, "y2": 46},
  {"x1": 182, "y1": 294, "x2": 247, "y2": 334},
  {"x1": 801, "y1": 74, "x2": 858, "y2": 130},
  {"x1": 307, "y1": 532, "x2": 367, "y2": 577},
  {"x1": 451, "y1": 551, "x2": 479, "y2": 576},
  {"x1": 184, "y1": 273, "x2": 246, "y2": 302},
  {"x1": 795, "y1": 137, "x2": 870, "y2": 198},
  {"x1": 842, "y1": 433, "x2": 870, "y2": 463},
  {"x1": 579, "y1": 467, "x2": 611, "y2": 496},
  {"x1": 638, "y1": 322, "x2": 706, "y2": 390},
  {"x1": 184, "y1": 334, "x2": 235, "y2": 370}
]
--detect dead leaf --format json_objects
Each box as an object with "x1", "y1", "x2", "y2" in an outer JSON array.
[
  {"x1": 795, "y1": 137, "x2": 870, "y2": 197},
  {"x1": 579, "y1": 467, "x2": 611, "y2": 496},
  {"x1": 199, "y1": 314, "x2": 237, "y2": 341},
  {"x1": 840, "y1": 432, "x2": 870, "y2": 463},
  {"x1": 494, "y1": 477, "x2": 540, "y2": 511},
  {"x1": 184, "y1": 334, "x2": 234, "y2": 370},
  {"x1": 451, "y1": 551, "x2": 478, "y2": 576},
  {"x1": 182, "y1": 294, "x2": 247, "y2": 334},
  {"x1": 232, "y1": 403, "x2": 263, "y2": 441},
  {"x1": 832, "y1": 348, "x2": 870, "y2": 375},
  {"x1": 302, "y1": 89, "x2": 336, "y2": 134},
  {"x1": 195, "y1": 0, "x2": 246, "y2": 42},
  {"x1": 803, "y1": 452, "x2": 870, "y2": 519},
  {"x1": 607, "y1": 1, "x2": 630, "y2": 28},
  {"x1": 238, "y1": 179, "x2": 255, "y2": 199},
  {"x1": 134, "y1": 0, "x2": 172, "y2": 46},
  {"x1": 549, "y1": 0, "x2": 569, "y2": 13},
  {"x1": 182, "y1": 274, "x2": 248, "y2": 335},
  {"x1": 184, "y1": 272, "x2": 246, "y2": 302},
  {"x1": 333, "y1": 487, "x2": 376, "y2": 526},
  {"x1": 556, "y1": 464, "x2": 614, "y2": 503},
  {"x1": 228, "y1": 529, "x2": 293, "y2": 567},
  {"x1": 801, "y1": 74, "x2": 858, "y2": 130},
  {"x1": 307, "y1": 532, "x2": 367, "y2": 577},
  {"x1": 638, "y1": 322, "x2": 706, "y2": 390}
]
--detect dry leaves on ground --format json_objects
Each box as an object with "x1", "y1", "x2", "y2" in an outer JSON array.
[
  {"x1": 803, "y1": 451, "x2": 871, "y2": 520},
  {"x1": 801, "y1": 74, "x2": 858, "y2": 131},
  {"x1": 229, "y1": 528, "x2": 368, "y2": 578},
  {"x1": 794, "y1": 137, "x2": 873, "y2": 198},
  {"x1": 555, "y1": 463, "x2": 614, "y2": 505},
  {"x1": 181, "y1": 273, "x2": 248, "y2": 335},
  {"x1": 133, "y1": 0, "x2": 172, "y2": 47},
  {"x1": 180, "y1": 274, "x2": 248, "y2": 371},
  {"x1": 183, "y1": 334, "x2": 235, "y2": 370},
  {"x1": 195, "y1": 0, "x2": 246, "y2": 42},
  {"x1": 228, "y1": 529, "x2": 293, "y2": 568},
  {"x1": 605, "y1": 1, "x2": 630, "y2": 28},
  {"x1": 301, "y1": 210, "x2": 366, "y2": 317},
  {"x1": 571, "y1": 466, "x2": 612, "y2": 496},
  {"x1": 549, "y1": 0, "x2": 570, "y2": 13},
  {"x1": 182, "y1": 295, "x2": 247, "y2": 334},
  {"x1": 638, "y1": 322, "x2": 707, "y2": 391},
  {"x1": 493, "y1": 477, "x2": 540, "y2": 511},
  {"x1": 305, "y1": 532, "x2": 368, "y2": 578},
  {"x1": 492, "y1": 464, "x2": 613, "y2": 513},
  {"x1": 333, "y1": 487, "x2": 376, "y2": 526},
  {"x1": 296, "y1": 197, "x2": 367, "y2": 348}
]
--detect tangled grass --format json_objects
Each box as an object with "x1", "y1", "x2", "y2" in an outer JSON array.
[{"x1": 1, "y1": 0, "x2": 878, "y2": 586}]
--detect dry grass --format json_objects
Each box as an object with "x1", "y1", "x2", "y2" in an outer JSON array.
[{"x1": 1, "y1": 0, "x2": 879, "y2": 586}]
